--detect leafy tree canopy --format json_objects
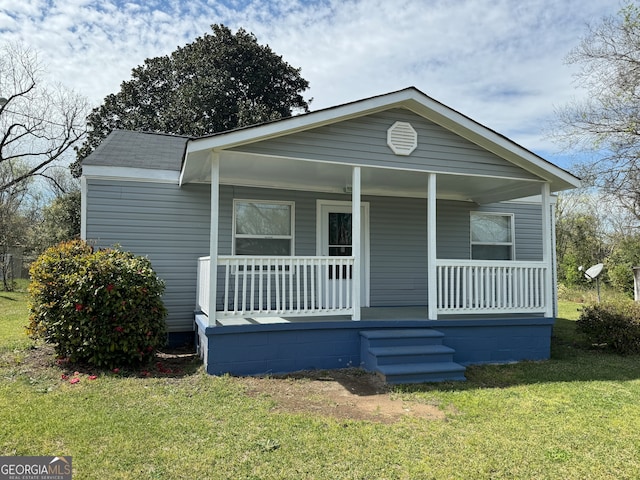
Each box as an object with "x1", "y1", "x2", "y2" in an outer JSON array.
[
  {"x1": 29, "y1": 189, "x2": 81, "y2": 253},
  {"x1": 74, "y1": 24, "x2": 311, "y2": 173}
]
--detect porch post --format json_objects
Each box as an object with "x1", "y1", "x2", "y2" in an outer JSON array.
[
  {"x1": 208, "y1": 152, "x2": 220, "y2": 327},
  {"x1": 352, "y1": 166, "x2": 361, "y2": 320},
  {"x1": 427, "y1": 173, "x2": 438, "y2": 319},
  {"x1": 541, "y1": 182, "x2": 554, "y2": 317},
  {"x1": 551, "y1": 199, "x2": 558, "y2": 317}
]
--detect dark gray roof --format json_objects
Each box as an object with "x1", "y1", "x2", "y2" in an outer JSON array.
[{"x1": 83, "y1": 130, "x2": 189, "y2": 171}]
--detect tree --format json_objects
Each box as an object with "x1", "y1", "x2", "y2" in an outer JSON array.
[
  {"x1": 0, "y1": 158, "x2": 34, "y2": 290},
  {"x1": 74, "y1": 24, "x2": 311, "y2": 172},
  {"x1": 607, "y1": 233, "x2": 640, "y2": 294},
  {"x1": 28, "y1": 189, "x2": 81, "y2": 254},
  {"x1": 556, "y1": 210, "x2": 606, "y2": 286},
  {"x1": 555, "y1": 188, "x2": 615, "y2": 286},
  {"x1": 554, "y1": 3, "x2": 640, "y2": 219},
  {"x1": 0, "y1": 42, "x2": 88, "y2": 193}
]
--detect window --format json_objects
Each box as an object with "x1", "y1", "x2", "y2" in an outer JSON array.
[
  {"x1": 328, "y1": 212, "x2": 353, "y2": 279},
  {"x1": 470, "y1": 212, "x2": 514, "y2": 260},
  {"x1": 233, "y1": 200, "x2": 294, "y2": 255}
]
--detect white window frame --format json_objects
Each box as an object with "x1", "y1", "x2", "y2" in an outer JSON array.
[
  {"x1": 470, "y1": 211, "x2": 515, "y2": 260},
  {"x1": 232, "y1": 199, "x2": 295, "y2": 256}
]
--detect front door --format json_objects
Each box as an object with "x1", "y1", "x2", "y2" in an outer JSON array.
[{"x1": 317, "y1": 201, "x2": 370, "y2": 307}]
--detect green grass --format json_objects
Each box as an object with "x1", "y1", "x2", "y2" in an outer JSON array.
[
  {"x1": 1, "y1": 295, "x2": 640, "y2": 479},
  {"x1": 0, "y1": 279, "x2": 31, "y2": 352}
]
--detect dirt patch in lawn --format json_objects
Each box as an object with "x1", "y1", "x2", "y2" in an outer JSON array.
[
  {"x1": 11, "y1": 342, "x2": 202, "y2": 379},
  {"x1": 11, "y1": 345, "x2": 445, "y2": 423},
  {"x1": 241, "y1": 369, "x2": 446, "y2": 424}
]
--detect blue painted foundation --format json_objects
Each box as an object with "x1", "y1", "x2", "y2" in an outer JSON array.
[{"x1": 195, "y1": 315, "x2": 555, "y2": 376}]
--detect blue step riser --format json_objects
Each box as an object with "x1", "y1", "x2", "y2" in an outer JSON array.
[{"x1": 374, "y1": 353, "x2": 455, "y2": 365}]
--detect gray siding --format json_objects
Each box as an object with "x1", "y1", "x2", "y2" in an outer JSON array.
[
  {"x1": 85, "y1": 179, "x2": 211, "y2": 332},
  {"x1": 86, "y1": 180, "x2": 545, "y2": 329},
  {"x1": 231, "y1": 109, "x2": 539, "y2": 180},
  {"x1": 369, "y1": 196, "x2": 427, "y2": 306}
]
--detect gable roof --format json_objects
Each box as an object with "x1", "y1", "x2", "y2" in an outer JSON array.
[
  {"x1": 84, "y1": 130, "x2": 189, "y2": 171},
  {"x1": 180, "y1": 86, "x2": 580, "y2": 193}
]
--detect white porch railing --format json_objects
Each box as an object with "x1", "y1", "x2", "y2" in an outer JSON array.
[
  {"x1": 197, "y1": 257, "x2": 549, "y2": 320},
  {"x1": 197, "y1": 256, "x2": 355, "y2": 318},
  {"x1": 436, "y1": 260, "x2": 548, "y2": 314}
]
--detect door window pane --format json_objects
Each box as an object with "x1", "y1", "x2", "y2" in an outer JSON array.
[
  {"x1": 329, "y1": 213, "x2": 352, "y2": 246},
  {"x1": 329, "y1": 246, "x2": 353, "y2": 256}
]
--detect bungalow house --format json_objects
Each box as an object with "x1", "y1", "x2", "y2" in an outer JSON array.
[{"x1": 81, "y1": 87, "x2": 580, "y2": 383}]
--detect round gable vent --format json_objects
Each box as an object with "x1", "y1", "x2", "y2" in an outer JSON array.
[{"x1": 387, "y1": 121, "x2": 417, "y2": 156}]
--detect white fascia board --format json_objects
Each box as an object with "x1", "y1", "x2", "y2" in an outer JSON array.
[
  {"x1": 402, "y1": 96, "x2": 581, "y2": 190},
  {"x1": 186, "y1": 92, "x2": 412, "y2": 154},
  {"x1": 83, "y1": 165, "x2": 179, "y2": 183}
]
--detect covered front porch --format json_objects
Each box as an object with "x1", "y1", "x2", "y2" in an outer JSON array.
[
  {"x1": 186, "y1": 151, "x2": 557, "y2": 326},
  {"x1": 189, "y1": 164, "x2": 556, "y2": 381},
  {"x1": 176, "y1": 89, "x2": 579, "y2": 380},
  {"x1": 191, "y1": 155, "x2": 556, "y2": 322}
]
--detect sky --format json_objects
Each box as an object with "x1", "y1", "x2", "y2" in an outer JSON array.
[{"x1": 0, "y1": 0, "x2": 622, "y2": 170}]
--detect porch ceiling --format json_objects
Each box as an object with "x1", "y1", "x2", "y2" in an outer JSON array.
[{"x1": 183, "y1": 150, "x2": 546, "y2": 204}]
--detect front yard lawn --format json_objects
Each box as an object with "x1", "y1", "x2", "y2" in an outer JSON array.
[{"x1": 1, "y1": 288, "x2": 639, "y2": 479}]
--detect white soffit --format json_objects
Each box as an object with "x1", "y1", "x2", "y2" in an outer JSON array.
[{"x1": 387, "y1": 121, "x2": 417, "y2": 155}]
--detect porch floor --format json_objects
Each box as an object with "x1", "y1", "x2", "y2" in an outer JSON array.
[{"x1": 213, "y1": 307, "x2": 542, "y2": 326}]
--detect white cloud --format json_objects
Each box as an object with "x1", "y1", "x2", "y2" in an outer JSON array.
[{"x1": 0, "y1": 0, "x2": 619, "y2": 166}]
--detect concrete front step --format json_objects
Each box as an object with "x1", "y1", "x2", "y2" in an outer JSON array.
[
  {"x1": 367, "y1": 344, "x2": 456, "y2": 365},
  {"x1": 376, "y1": 361, "x2": 467, "y2": 384}
]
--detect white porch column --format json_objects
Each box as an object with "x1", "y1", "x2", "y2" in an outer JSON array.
[
  {"x1": 351, "y1": 166, "x2": 361, "y2": 321},
  {"x1": 208, "y1": 152, "x2": 220, "y2": 327},
  {"x1": 541, "y1": 182, "x2": 554, "y2": 317},
  {"x1": 427, "y1": 173, "x2": 438, "y2": 319}
]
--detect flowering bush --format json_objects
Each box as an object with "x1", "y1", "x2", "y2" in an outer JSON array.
[{"x1": 28, "y1": 240, "x2": 167, "y2": 368}]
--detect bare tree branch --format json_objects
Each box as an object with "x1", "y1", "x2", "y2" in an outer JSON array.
[
  {"x1": 551, "y1": 4, "x2": 640, "y2": 222},
  {"x1": 0, "y1": 42, "x2": 88, "y2": 194}
]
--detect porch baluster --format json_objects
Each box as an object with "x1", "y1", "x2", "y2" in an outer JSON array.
[{"x1": 241, "y1": 257, "x2": 248, "y2": 315}]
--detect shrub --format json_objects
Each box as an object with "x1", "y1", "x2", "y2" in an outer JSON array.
[
  {"x1": 608, "y1": 262, "x2": 635, "y2": 297},
  {"x1": 576, "y1": 300, "x2": 640, "y2": 354},
  {"x1": 28, "y1": 240, "x2": 167, "y2": 368}
]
